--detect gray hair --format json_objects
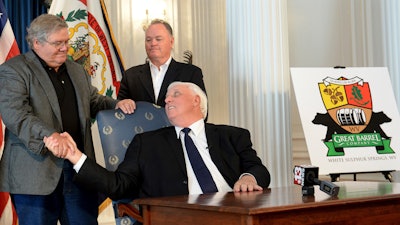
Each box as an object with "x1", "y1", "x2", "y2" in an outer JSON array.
[
  {"x1": 148, "y1": 19, "x2": 173, "y2": 36},
  {"x1": 168, "y1": 81, "x2": 208, "y2": 119},
  {"x1": 26, "y1": 14, "x2": 68, "y2": 49}
]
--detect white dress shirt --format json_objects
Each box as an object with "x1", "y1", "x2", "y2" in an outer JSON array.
[
  {"x1": 149, "y1": 56, "x2": 172, "y2": 101},
  {"x1": 175, "y1": 119, "x2": 232, "y2": 195}
]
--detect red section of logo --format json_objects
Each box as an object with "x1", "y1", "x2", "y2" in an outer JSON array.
[{"x1": 344, "y1": 82, "x2": 372, "y2": 109}]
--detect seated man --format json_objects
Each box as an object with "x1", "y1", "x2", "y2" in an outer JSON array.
[{"x1": 45, "y1": 81, "x2": 271, "y2": 201}]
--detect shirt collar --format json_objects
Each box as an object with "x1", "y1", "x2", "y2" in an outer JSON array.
[
  {"x1": 149, "y1": 56, "x2": 172, "y2": 70},
  {"x1": 174, "y1": 119, "x2": 205, "y2": 139}
]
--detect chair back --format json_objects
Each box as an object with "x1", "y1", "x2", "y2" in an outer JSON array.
[{"x1": 96, "y1": 101, "x2": 171, "y2": 171}]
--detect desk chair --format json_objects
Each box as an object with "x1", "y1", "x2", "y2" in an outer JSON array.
[{"x1": 96, "y1": 101, "x2": 171, "y2": 224}]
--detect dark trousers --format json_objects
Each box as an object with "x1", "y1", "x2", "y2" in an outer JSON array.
[{"x1": 11, "y1": 161, "x2": 98, "y2": 225}]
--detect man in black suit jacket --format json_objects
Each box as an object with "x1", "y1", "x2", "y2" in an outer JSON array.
[
  {"x1": 118, "y1": 19, "x2": 206, "y2": 108},
  {"x1": 45, "y1": 82, "x2": 270, "y2": 200}
]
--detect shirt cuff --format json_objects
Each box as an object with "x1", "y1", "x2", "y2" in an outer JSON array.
[
  {"x1": 73, "y1": 154, "x2": 87, "y2": 173},
  {"x1": 239, "y1": 173, "x2": 255, "y2": 180}
]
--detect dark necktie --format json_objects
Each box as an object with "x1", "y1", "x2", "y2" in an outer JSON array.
[{"x1": 182, "y1": 128, "x2": 218, "y2": 193}]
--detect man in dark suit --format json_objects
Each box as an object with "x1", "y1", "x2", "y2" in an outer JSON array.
[
  {"x1": 117, "y1": 19, "x2": 206, "y2": 108},
  {"x1": 0, "y1": 14, "x2": 134, "y2": 225},
  {"x1": 45, "y1": 81, "x2": 270, "y2": 200}
]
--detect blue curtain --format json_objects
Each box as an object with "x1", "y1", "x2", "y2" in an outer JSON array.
[{"x1": 3, "y1": 0, "x2": 48, "y2": 53}]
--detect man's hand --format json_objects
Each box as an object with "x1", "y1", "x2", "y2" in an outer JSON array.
[
  {"x1": 44, "y1": 132, "x2": 83, "y2": 164},
  {"x1": 116, "y1": 99, "x2": 136, "y2": 114},
  {"x1": 44, "y1": 132, "x2": 76, "y2": 158},
  {"x1": 233, "y1": 174, "x2": 263, "y2": 192}
]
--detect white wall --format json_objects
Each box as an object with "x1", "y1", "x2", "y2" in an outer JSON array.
[
  {"x1": 288, "y1": 0, "x2": 354, "y2": 166},
  {"x1": 288, "y1": 0, "x2": 353, "y2": 67}
]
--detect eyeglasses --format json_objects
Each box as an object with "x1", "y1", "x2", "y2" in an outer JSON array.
[{"x1": 45, "y1": 40, "x2": 70, "y2": 48}]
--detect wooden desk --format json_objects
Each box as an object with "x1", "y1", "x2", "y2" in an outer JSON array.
[{"x1": 134, "y1": 181, "x2": 400, "y2": 225}]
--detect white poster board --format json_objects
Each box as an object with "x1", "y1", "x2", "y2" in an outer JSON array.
[{"x1": 291, "y1": 67, "x2": 400, "y2": 175}]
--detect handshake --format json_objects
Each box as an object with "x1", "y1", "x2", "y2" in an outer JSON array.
[{"x1": 44, "y1": 132, "x2": 82, "y2": 164}]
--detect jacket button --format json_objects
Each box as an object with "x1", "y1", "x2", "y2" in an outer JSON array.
[{"x1": 183, "y1": 180, "x2": 188, "y2": 184}]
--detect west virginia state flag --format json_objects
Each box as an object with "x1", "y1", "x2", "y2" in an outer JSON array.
[
  {"x1": 49, "y1": 0, "x2": 125, "y2": 98},
  {"x1": 0, "y1": 0, "x2": 20, "y2": 224}
]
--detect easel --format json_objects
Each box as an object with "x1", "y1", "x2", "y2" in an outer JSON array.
[{"x1": 329, "y1": 171, "x2": 393, "y2": 182}]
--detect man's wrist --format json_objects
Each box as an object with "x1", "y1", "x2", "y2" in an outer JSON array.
[
  {"x1": 72, "y1": 153, "x2": 87, "y2": 173},
  {"x1": 239, "y1": 173, "x2": 256, "y2": 182}
]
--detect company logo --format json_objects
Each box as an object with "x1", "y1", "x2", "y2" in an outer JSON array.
[{"x1": 313, "y1": 76, "x2": 394, "y2": 156}]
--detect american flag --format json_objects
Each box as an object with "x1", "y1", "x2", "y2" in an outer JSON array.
[{"x1": 0, "y1": 0, "x2": 20, "y2": 224}]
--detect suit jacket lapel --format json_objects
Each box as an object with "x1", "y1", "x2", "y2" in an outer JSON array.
[
  {"x1": 25, "y1": 51, "x2": 63, "y2": 125},
  {"x1": 165, "y1": 127, "x2": 188, "y2": 175},
  {"x1": 65, "y1": 61, "x2": 88, "y2": 125},
  {"x1": 205, "y1": 124, "x2": 236, "y2": 186},
  {"x1": 157, "y1": 59, "x2": 178, "y2": 105},
  {"x1": 138, "y1": 63, "x2": 156, "y2": 102},
  {"x1": 205, "y1": 123, "x2": 221, "y2": 163}
]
